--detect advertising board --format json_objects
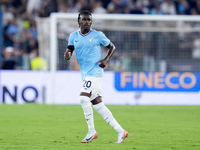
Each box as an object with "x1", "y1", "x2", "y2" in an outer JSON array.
[{"x1": 1, "y1": 71, "x2": 200, "y2": 105}]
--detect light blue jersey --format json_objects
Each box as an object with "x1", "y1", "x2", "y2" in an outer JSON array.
[{"x1": 68, "y1": 29, "x2": 110, "y2": 80}]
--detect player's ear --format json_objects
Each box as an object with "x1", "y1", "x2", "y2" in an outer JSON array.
[
  {"x1": 78, "y1": 16, "x2": 81, "y2": 27},
  {"x1": 90, "y1": 15, "x2": 93, "y2": 24}
]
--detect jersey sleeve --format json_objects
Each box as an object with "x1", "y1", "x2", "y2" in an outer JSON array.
[
  {"x1": 68, "y1": 33, "x2": 74, "y2": 46},
  {"x1": 99, "y1": 31, "x2": 110, "y2": 47}
]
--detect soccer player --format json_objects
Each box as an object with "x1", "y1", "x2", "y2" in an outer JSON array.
[{"x1": 64, "y1": 10, "x2": 129, "y2": 143}]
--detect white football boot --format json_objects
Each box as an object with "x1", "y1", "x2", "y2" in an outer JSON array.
[
  {"x1": 82, "y1": 131, "x2": 98, "y2": 143},
  {"x1": 116, "y1": 130, "x2": 129, "y2": 143}
]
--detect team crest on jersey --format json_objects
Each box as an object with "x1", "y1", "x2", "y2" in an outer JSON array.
[{"x1": 89, "y1": 38, "x2": 94, "y2": 42}]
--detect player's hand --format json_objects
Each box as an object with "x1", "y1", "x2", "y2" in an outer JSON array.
[
  {"x1": 98, "y1": 59, "x2": 108, "y2": 68},
  {"x1": 64, "y1": 51, "x2": 71, "y2": 60}
]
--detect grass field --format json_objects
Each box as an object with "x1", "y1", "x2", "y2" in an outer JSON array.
[{"x1": 0, "y1": 104, "x2": 200, "y2": 150}]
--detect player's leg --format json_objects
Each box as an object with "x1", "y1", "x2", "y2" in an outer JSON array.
[
  {"x1": 80, "y1": 93, "x2": 98, "y2": 143},
  {"x1": 80, "y1": 79, "x2": 97, "y2": 143},
  {"x1": 90, "y1": 77, "x2": 124, "y2": 134},
  {"x1": 89, "y1": 77, "x2": 124, "y2": 135},
  {"x1": 91, "y1": 97, "x2": 129, "y2": 143},
  {"x1": 92, "y1": 97, "x2": 124, "y2": 133},
  {"x1": 80, "y1": 93, "x2": 94, "y2": 132}
]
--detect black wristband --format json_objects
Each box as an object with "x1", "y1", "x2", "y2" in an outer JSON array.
[{"x1": 67, "y1": 45, "x2": 75, "y2": 51}]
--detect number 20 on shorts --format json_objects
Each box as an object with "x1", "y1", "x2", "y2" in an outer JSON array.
[{"x1": 83, "y1": 80, "x2": 92, "y2": 88}]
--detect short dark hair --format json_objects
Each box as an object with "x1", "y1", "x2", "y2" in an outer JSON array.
[{"x1": 78, "y1": 10, "x2": 92, "y2": 22}]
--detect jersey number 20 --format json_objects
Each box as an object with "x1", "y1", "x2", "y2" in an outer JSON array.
[{"x1": 83, "y1": 80, "x2": 92, "y2": 88}]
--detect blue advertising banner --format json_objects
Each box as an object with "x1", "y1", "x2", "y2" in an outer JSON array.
[{"x1": 115, "y1": 72, "x2": 200, "y2": 92}]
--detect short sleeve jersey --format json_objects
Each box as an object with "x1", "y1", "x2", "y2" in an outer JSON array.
[{"x1": 68, "y1": 29, "x2": 110, "y2": 80}]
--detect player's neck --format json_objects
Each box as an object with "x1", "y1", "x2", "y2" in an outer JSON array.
[{"x1": 80, "y1": 28, "x2": 91, "y2": 35}]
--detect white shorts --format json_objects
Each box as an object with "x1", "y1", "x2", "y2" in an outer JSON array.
[{"x1": 80, "y1": 77, "x2": 103, "y2": 101}]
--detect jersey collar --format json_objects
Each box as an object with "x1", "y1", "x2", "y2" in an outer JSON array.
[{"x1": 79, "y1": 28, "x2": 92, "y2": 37}]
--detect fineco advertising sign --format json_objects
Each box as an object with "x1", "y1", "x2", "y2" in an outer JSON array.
[{"x1": 115, "y1": 72, "x2": 200, "y2": 92}]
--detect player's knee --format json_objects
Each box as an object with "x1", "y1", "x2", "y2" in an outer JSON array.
[
  {"x1": 79, "y1": 96, "x2": 90, "y2": 104},
  {"x1": 91, "y1": 96, "x2": 102, "y2": 105}
]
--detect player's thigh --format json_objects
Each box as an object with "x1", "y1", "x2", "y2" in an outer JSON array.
[{"x1": 80, "y1": 77, "x2": 103, "y2": 100}]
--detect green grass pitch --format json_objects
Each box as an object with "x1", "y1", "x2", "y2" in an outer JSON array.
[{"x1": 0, "y1": 104, "x2": 200, "y2": 150}]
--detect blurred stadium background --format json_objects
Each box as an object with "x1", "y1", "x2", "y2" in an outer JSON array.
[{"x1": 1, "y1": 0, "x2": 200, "y2": 104}]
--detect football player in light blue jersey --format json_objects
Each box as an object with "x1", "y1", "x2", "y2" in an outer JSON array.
[
  {"x1": 67, "y1": 28, "x2": 110, "y2": 80},
  {"x1": 64, "y1": 10, "x2": 129, "y2": 143}
]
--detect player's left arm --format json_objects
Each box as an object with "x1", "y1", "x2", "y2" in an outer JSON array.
[{"x1": 98, "y1": 42, "x2": 115, "y2": 68}]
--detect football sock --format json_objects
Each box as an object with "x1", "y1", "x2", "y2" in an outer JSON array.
[
  {"x1": 93, "y1": 102, "x2": 124, "y2": 134},
  {"x1": 80, "y1": 96, "x2": 95, "y2": 132}
]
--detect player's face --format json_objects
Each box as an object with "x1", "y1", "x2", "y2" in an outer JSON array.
[{"x1": 79, "y1": 14, "x2": 92, "y2": 30}]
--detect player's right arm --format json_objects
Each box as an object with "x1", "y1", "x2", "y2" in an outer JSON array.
[
  {"x1": 64, "y1": 45, "x2": 74, "y2": 60},
  {"x1": 65, "y1": 32, "x2": 76, "y2": 60}
]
